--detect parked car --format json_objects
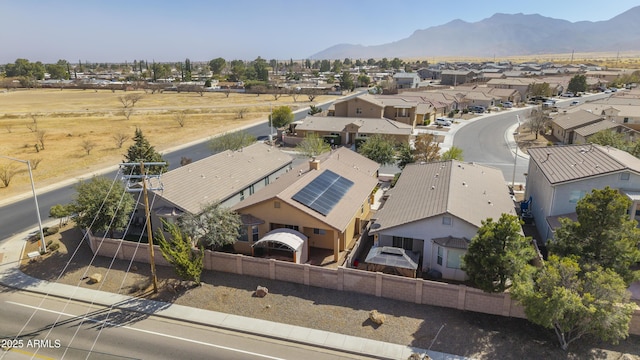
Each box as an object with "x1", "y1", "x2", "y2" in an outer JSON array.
[
  {"x1": 502, "y1": 101, "x2": 513, "y2": 108},
  {"x1": 469, "y1": 105, "x2": 486, "y2": 113},
  {"x1": 561, "y1": 92, "x2": 574, "y2": 97},
  {"x1": 570, "y1": 100, "x2": 580, "y2": 106},
  {"x1": 435, "y1": 117, "x2": 452, "y2": 126}
]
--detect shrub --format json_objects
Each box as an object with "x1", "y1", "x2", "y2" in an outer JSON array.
[
  {"x1": 448, "y1": 111, "x2": 455, "y2": 118},
  {"x1": 462, "y1": 109, "x2": 469, "y2": 114},
  {"x1": 48, "y1": 242, "x2": 60, "y2": 251},
  {"x1": 44, "y1": 226, "x2": 59, "y2": 236}
]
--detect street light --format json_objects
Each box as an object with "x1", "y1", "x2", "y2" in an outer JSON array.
[
  {"x1": 1, "y1": 156, "x2": 46, "y2": 253},
  {"x1": 511, "y1": 115, "x2": 521, "y2": 190}
]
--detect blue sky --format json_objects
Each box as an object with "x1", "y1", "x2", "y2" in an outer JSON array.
[{"x1": 1, "y1": 0, "x2": 638, "y2": 63}]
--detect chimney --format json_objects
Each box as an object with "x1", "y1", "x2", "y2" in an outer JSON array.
[{"x1": 309, "y1": 157, "x2": 320, "y2": 171}]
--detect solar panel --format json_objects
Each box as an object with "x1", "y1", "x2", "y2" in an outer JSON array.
[{"x1": 292, "y1": 170, "x2": 354, "y2": 215}]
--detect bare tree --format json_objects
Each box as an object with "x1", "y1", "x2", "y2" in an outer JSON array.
[
  {"x1": 123, "y1": 108, "x2": 134, "y2": 120},
  {"x1": 174, "y1": 111, "x2": 187, "y2": 127},
  {"x1": 413, "y1": 133, "x2": 441, "y2": 162},
  {"x1": 308, "y1": 94, "x2": 317, "y2": 102},
  {"x1": 223, "y1": 88, "x2": 231, "y2": 98},
  {"x1": 35, "y1": 130, "x2": 46, "y2": 150},
  {"x1": 81, "y1": 140, "x2": 97, "y2": 155},
  {"x1": 527, "y1": 106, "x2": 550, "y2": 140},
  {"x1": 291, "y1": 91, "x2": 300, "y2": 102},
  {"x1": 236, "y1": 108, "x2": 248, "y2": 119},
  {"x1": 26, "y1": 114, "x2": 38, "y2": 132},
  {"x1": 119, "y1": 93, "x2": 143, "y2": 108},
  {"x1": 0, "y1": 164, "x2": 20, "y2": 187},
  {"x1": 112, "y1": 132, "x2": 130, "y2": 148},
  {"x1": 30, "y1": 158, "x2": 42, "y2": 170}
]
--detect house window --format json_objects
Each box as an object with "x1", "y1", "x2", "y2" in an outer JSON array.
[
  {"x1": 252, "y1": 226, "x2": 259, "y2": 242},
  {"x1": 313, "y1": 228, "x2": 326, "y2": 235},
  {"x1": 249, "y1": 185, "x2": 255, "y2": 195},
  {"x1": 569, "y1": 190, "x2": 586, "y2": 204},
  {"x1": 274, "y1": 201, "x2": 280, "y2": 208},
  {"x1": 265, "y1": 177, "x2": 270, "y2": 186},
  {"x1": 621, "y1": 173, "x2": 630, "y2": 181},
  {"x1": 356, "y1": 107, "x2": 362, "y2": 115},
  {"x1": 285, "y1": 224, "x2": 299, "y2": 231},
  {"x1": 437, "y1": 246, "x2": 443, "y2": 265},
  {"x1": 396, "y1": 108, "x2": 409, "y2": 117},
  {"x1": 361, "y1": 205, "x2": 364, "y2": 214},
  {"x1": 442, "y1": 216, "x2": 452, "y2": 226},
  {"x1": 446, "y1": 248, "x2": 465, "y2": 269},
  {"x1": 238, "y1": 226, "x2": 249, "y2": 242},
  {"x1": 392, "y1": 236, "x2": 413, "y2": 251},
  {"x1": 239, "y1": 190, "x2": 245, "y2": 201},
  {"x1": 624, "y1": 117, "x2": 629, "y2": 124}
]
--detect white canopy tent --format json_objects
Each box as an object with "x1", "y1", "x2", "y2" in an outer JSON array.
[{"x1": 251, "y1": 228, "x2": 308, "y2": 264}]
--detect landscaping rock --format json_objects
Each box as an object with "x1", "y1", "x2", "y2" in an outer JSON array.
[
  {"x1": 369, "y1": 309, "x2": 385, "y2": 325},
  {"x1": 255, "y1": 285, "x2": 269, "y2": 298},
  {"x1": 88, "y1": 273, "x2": 102, "y2": 284}
]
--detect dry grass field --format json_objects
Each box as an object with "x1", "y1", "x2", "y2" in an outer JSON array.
[{"x1": 0, "y1": 89, "x2": 337, "y2": 199}]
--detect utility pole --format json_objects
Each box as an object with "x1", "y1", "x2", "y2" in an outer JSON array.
[{"x1": 121, "y1": 161, "x2": 165, "y2": 294}]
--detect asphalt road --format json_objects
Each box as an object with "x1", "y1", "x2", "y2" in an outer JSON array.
[
  {"x1": 0, "y1": 287, "x2": 366, "y2": 360},
  {"x1": 453, "y1": 108, "x2": 531, "y2": 185}
]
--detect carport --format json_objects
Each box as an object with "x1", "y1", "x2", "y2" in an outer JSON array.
[{"x1": 252, "y1": 228, "x2": 308, "y2": 264}]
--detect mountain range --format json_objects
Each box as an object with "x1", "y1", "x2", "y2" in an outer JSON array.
[{"x1": 310, "y1": 6, "x2": 640, "y2": 60}]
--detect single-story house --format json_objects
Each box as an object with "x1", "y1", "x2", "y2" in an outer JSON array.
[
  {"x1": 289, "y1": 116, "x2": 413, "y2": 146},
  {"x1": 550, "y1": 110, "x2": 604, "y2": 144}
]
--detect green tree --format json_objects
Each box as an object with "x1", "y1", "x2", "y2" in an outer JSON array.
[
  {"x1": 357, "y1": 74, "x2": 371, "y2": 87},
  {"x1": 295, "y1": 133, "x2": 331, "y2": 157},
  {"x1": 49, "y1": 203, "x2": 72, "y2": 227},
  {"x1": 357, "y1": 134, "x2": 396, "y2": 165},
  {"x1": 71, "y1": 177, "x2": 135, "y2": 233},
  {"x1": 228, "y1": 60, "x2": 246, "y2": 82},
  {"x1": 5, "y1": 58, "x2": 45, "y2": 80},
  {"x1": 462, "y1": 214, "x2": 535, "y2": 292},
  {"x1": 567, "y1": 74, "x2": 587, "y2": 94},
  {"x1": 441, "y1": 146, "x2": 464, "y2": 161},
  {"x1": 307, "y1": 105, "x2": 322, "y2": 116},
  {"x1": 124, "y1": 128, "x2": 168, "y2": 175},
  {"x1": 269, "y1": 106, "x2": 294, "y2": 128},
  {"x1": 177, "y1": 202, "x2": 241, "y2": 249},
  {"x1": 339, "y1": 71, "x2": 354, "y2": 91},
  {"x1": 45, "y1": 60, "x2": 69, "y2": 80},
  {"x1": 588, "y1": 129, "x2": 626, "y2": 149},
  {"x1": 390, "y1": 57, "x2": 403, "y2": 70},
  {"x1": 252, "y1": 57, "x2": 269, "y2": 82},
  {"x1": 527, "y1": 82, "x2": 552, "y2": 98},
  {"x1": 396, "y1": 142, "x2": 414, "y2": 169},
  {"x1": 512, "y1": 256, "x2": 634, "y2": 351},
  {"x1": 208, "y1": 57, "x2": 226, "y2": 75},
  {"x1": 548, "y1": 187, "x2": 640, "y2": 285},
  {"x1": 156, "y1": 220, "x2": 204, "y2": 285},
  {"x1": 413, "y1": 133, "x2": 441, "y2": 162},
  {"x1": 209, "y1": 131, "x2": 256, "y2": 153}
]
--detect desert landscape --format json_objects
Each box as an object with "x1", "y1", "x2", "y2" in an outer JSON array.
[{"x1": 0, "y1": 89, "x2": 337, "y2": 198}]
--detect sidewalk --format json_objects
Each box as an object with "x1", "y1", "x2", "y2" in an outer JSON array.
[{"x1": 0, "y1": 228, "x2": 467, "y2": 360}]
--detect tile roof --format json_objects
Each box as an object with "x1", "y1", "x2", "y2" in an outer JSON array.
[
  {"x1": 527, "y1": 144, "x2": 640, "y2": 185},
  {"x1": 573, "y1": 120, "x2": 620, "y2": 137},
  {"x1": 153, "y1": 142, "x2": 292, "y2": 214},
  {"x1": 371, "y1": 160, "x2": 515, "y2": 232},
  {"x1": 231, "y1": 147, "x2": 379, "y2": 231},
  {"x1": 552, "y1": 110, "x2": 603, "y2": 130},
  {"x1": 295, "y1": 116, "x2": 413, "y2": 136}
]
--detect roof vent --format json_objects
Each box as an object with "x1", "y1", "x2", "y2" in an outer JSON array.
[
  {"x1": 462, "y1": 181, "x2": 467, "y2": 186},
  {"x1": 201, "y1": 174, "x2": 205, "y2": 179},
  {"x1": 431, "y1": 185, "x2": 435, "y2": 190},
  {"x1": 435, "y1": 173, "x2": 439, "y2": 178},
  {"x1": 488, "y1": 200, "x2": 493, "y2": 205}
]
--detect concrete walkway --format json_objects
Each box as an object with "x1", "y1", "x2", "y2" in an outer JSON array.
[{"x1": 0, "y1": 228, "x2": 467, "y2": 360}]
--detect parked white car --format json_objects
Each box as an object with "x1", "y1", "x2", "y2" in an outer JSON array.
[{"x1": 435, "y1": 117, "x2": 452, "y2": 126}]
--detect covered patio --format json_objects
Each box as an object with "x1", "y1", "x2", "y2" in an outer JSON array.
[{"x1": 252, "y1": 228, "x2": 308, "y2": 264}]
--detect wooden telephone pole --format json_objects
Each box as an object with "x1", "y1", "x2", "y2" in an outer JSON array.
[{"x1": 121, "y1": 161, "x2": 165, "y2": 294}]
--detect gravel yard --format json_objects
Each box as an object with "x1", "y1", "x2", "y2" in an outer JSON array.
[{"x1": 21, "y1": 226, "x2": 640, "y2": 359}]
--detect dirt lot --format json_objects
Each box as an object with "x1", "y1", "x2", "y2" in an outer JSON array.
[
  {"x1": 0, "y1": 89, "x2": 337, "y2": 198},
  {"x1": 20, "y1": 225, "x2": 640, "y2": 360}
]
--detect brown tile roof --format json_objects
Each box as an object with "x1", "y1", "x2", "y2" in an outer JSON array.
[
  {"x1": 527, "y1": 144, "x2": 640, "y2": 185},
  {"x1": 231, "y1": 147, "x2": 379, "y2": 231},
  {"x1": 153, "y1": 143, "x2": 292, "y2": 214},
  {"x1": 552, "y1": 110, "x2": 603, "y2": 130},
  {"x1": 371, "y1": 160, "x2": 515, "y2": 232}
]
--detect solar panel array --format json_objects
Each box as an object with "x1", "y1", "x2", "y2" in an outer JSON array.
[{"x1": 292, "y1": 170, "x2": 354, "y2": 216}]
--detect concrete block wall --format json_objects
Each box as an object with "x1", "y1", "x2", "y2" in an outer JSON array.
[{"x1": 88, "y1": 234, "x2": 640, "y2": 336}]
